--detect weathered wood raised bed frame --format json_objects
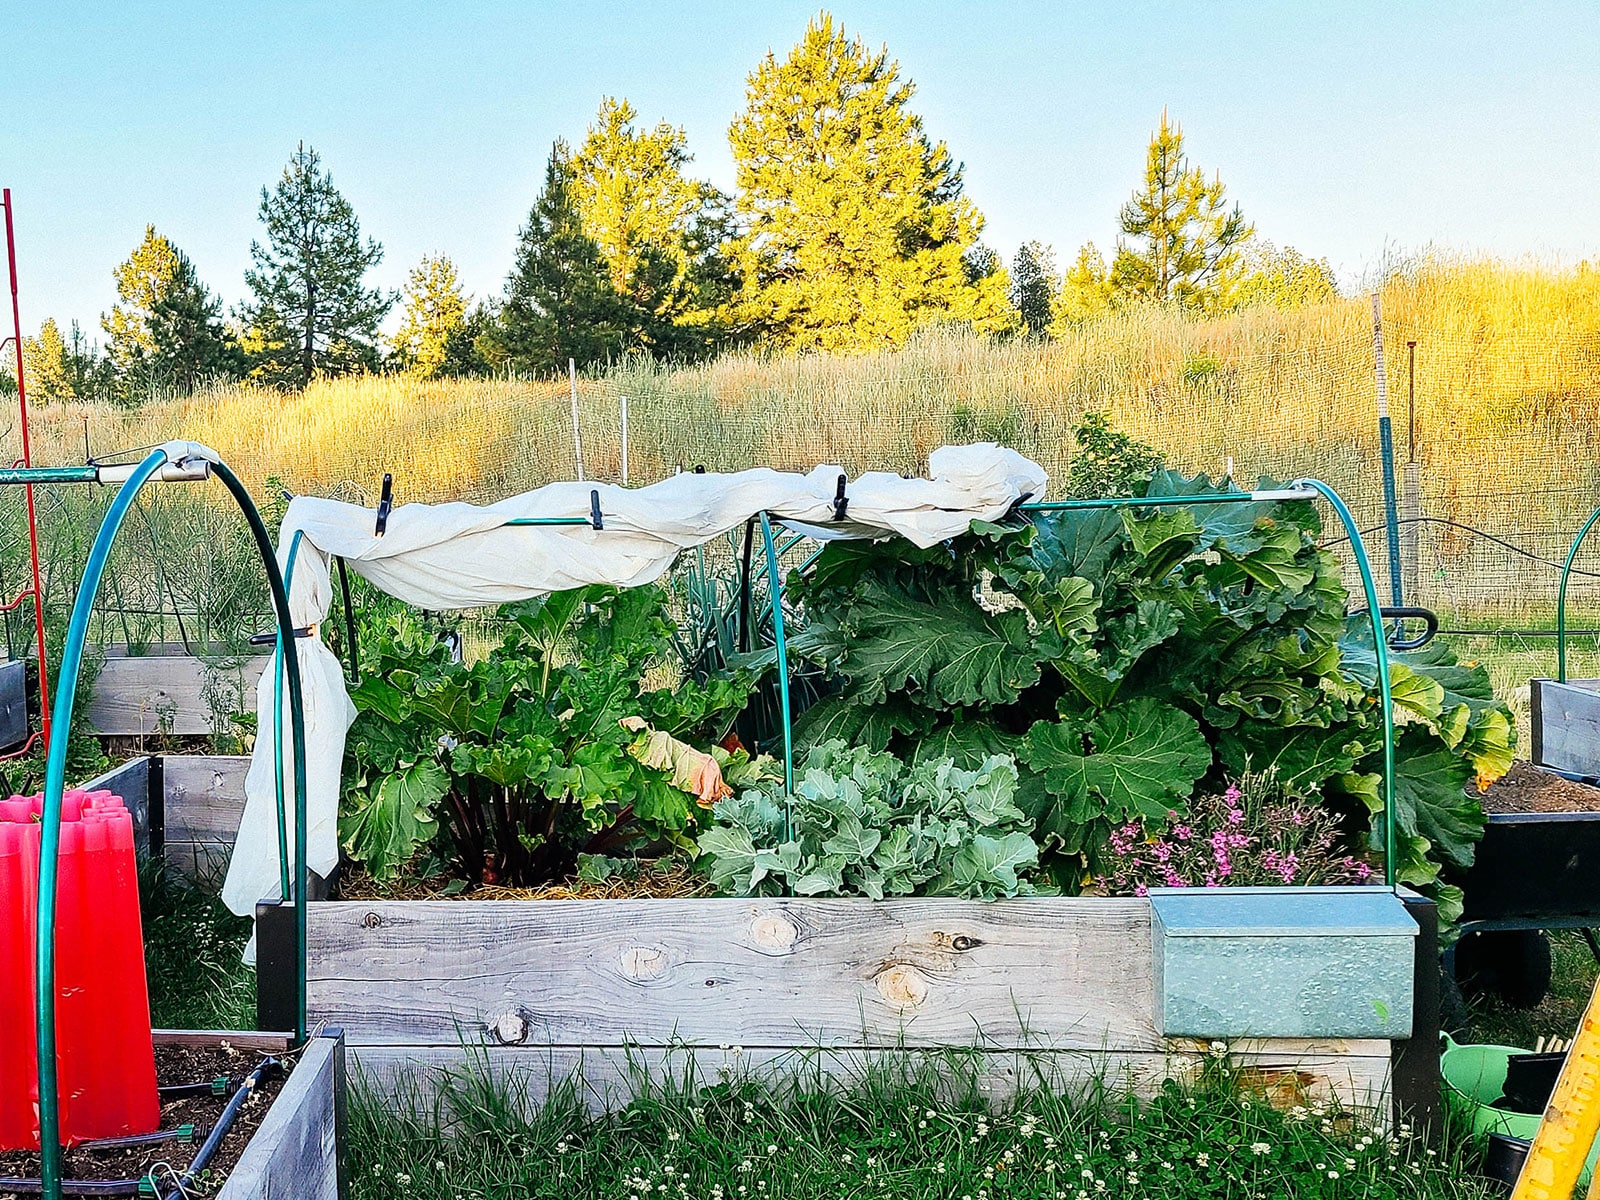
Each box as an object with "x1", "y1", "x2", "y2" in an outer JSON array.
[
  {"x1": 151, "y1": 1028, "x2": 344, "y2": 1200},
  {"x1": 95, "y1": 753, "x2": 1440, "y2": 1128}
]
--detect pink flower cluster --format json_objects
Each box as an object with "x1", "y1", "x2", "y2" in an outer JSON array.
[{"x1": 1097, "y1": 779, "x2": 1375, "y2": 896}]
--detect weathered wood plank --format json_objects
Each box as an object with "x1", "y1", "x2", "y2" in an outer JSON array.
[
  {"x1": 219, "y1": 1033, "x2": 343, "y2": 1200},
  {"x1": 86, "y1": 654, "x2": 266, "y2": 736},
  {"x1": 163, "y1": 754, "x2": 250, "y2": 842},
  {"x1": 1533, "y1": 678, "x2": 1600, "y2": 777},
  {"x1": 350, "y1": 1040, "x2": 1391, "y2": 1119},
  {"x1": 308, "y1": 897, "x2": 1159, "y2": 1051},
  {"x1": 154, "y1": 1029, "x2": 292, "y2": 1052}
]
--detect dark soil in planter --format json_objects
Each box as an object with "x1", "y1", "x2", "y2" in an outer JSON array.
[
  {"x1": 334, "y1": 859, "x2": 711, "y2": 901},
  {"x1": 1479, "y1": 761, "x2": 1600, "y2": 814},
  {"x1": 0, "y1": 1041, "x2": 288, "y2": 1196}
]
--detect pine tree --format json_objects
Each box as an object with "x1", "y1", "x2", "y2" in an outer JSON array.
[
  {"x1": 1051, "y1": 243, "x2": 1116, "y2": 331},
  {"x1": 147, "y1": 252, "x2": 243, "y2": 390},
  {"x1": 240, "y1": 143, "x2": 391, "y2": 386},
  {"x1": 21, "y1": 318, "x2": 74, "y2": 401},
  {"x1": 495, "y1": 141, "x2": 628, "y2": 374},
  {"x1": 569, "y1": 97, "x2": 733, "y2": 356},
  {"x1": 727, "y1": 14, "x2": 1013, "y2": 351},
  {"x1": 1009, "y1": 241, "x2": 1056, "y2": 338},
  {"x1": 104, "y1": 225, "x2": 181, "y2": 373},
  {"x1": 391, "y1": 255, "x2": 468, "y2": 378},
  {"x1": 1111, "y1": 111, "x2": 1252, "y2": 312}
]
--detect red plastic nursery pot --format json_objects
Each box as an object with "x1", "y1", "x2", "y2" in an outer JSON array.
[{"x1": 0, "y1": 789, "x2": 159, "y2": 1150}]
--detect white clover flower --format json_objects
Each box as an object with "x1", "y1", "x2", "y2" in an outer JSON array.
[
  {"x1": 1208, "y1": 1040, "x2": 1228, "y2": 1056},
  {"x1": 1195, "y1": 1152, "x2": 1210, "y2": 1167},
  {"x1": 1250, "y1": 1142, "x2": 1272, "y2": 1155}
]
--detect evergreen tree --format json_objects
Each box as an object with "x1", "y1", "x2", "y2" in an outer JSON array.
[
  {"x1": 1051, "y1": 243, "x2": 1115, "y2": 331},
  {"x1": 1009, "y1": 241, "x2": 1056, "y2": 338},
  {"x1": 21, "y1": 317, "x2": 74, "y2": 401},
  {"x1": 569, "y1": 97, "x2": 734, "y2": 356},
  {"x1": 147, "y1": 252, "x2": 243, "y2": 390},
  {"x1": 391, "y1": 255, "x2": 468, "y2": 378},
  {"x1": 727, "y1": 14, "x2": 1013, "y2": 351},
  {"x1": 495, "y1": 142, "x2": 628, "y2": 374},
  {"x1": 240, "y1": 143, "x2": 391, "y2": 386},
  {"x1": 441, "y1": 301, "x2": 498, "y2": 377},
  {"x1": 104, "y1": 225, "x2": 180, "y2": 374},
  {"x1": 1112, "y1": 111, "x2": 1252, "y2": 312},
  {"x1": 62, "y1": 320, "x2": 117, "y2": 401}
]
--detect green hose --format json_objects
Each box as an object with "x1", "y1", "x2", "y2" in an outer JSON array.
[
  {"x1": 34, "y1": 447, "x2": 311, "y2": 1200},
  {"x1": 34, "y1": 449, "x2": 167, "y2": 1195},
  {"x1": 1557, "y1": 503, "x2": 1600, "y2": 684},
  {"x1": 1294, "y1": 478, "x2": 1398, "y2": 886},
  {"x1": 758, "y1": 512, "x2": 793, "y2": 800}
]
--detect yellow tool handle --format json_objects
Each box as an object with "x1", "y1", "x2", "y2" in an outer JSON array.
[{"x1": 1513, "y1": 975, "x2": 1600, "y2": 1200}]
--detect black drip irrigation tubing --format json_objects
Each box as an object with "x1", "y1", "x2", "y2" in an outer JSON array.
[
  {"x1": 1320, "y1": 515, "x2": 1600, "y2": 580},
  {"x1": 0, "y1": 1056, "x2": 279, "y2": 1200}
]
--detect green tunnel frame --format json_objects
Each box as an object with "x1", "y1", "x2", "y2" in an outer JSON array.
[
  {"x1": 1557, "y1": 502, "x2": 1600, "y2": 684},
  {"x1": 22, "y1": 458, "x2": 1399, "y2": 1200},
  {"x1": 27, "y1": 446, "x2": 309, "y2": 1199}
]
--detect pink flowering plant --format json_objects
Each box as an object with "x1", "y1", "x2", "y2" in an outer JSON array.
[{"x1": 1095, "y1": 770, "x2": 1375, "y2": 896}]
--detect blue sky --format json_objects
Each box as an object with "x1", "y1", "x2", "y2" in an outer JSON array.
[{"x1": 5, "y1": 1, "x2": 1598, "y2": 339}]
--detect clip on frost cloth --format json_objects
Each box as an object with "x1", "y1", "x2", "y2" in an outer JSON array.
[
  {"x1": 373, "y1": 472, "x2": 393, "y2": 536},
  {"x1": 832, "y1": 473, "x2": 849, "y2": 522}
]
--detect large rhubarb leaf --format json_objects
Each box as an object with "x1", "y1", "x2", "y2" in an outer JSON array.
[
  {"x1": 1021, "y1": 697, "x2": 1212, "y2": 838},
  {"x1": 339, "y1": 759, "x2": 448, "y2": 880},
  {"x1": 823, "y1": 579, "x2": 1043, "y2": 708}
]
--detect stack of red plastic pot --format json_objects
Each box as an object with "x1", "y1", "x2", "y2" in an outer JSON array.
[{"x1": 0, "y1": 789, "x2": 159, "y2": 1150}]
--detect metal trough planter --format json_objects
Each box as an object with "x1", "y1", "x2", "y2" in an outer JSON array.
[{"x1": 1149, "y1": 886, "x2": 1419, "y2": 1040}]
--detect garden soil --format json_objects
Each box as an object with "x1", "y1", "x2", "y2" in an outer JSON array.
[
  {"x1": 1479, "y1": 761, "x2": 1600, "y2": 813},
  {"x1": 0, "y1": 1042, "x2": 288, "y2": 1196}
]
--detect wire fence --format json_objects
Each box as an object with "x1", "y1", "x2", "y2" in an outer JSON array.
[{"x1": 3, "y1": 290, "x2": 1600, "y2": 673}]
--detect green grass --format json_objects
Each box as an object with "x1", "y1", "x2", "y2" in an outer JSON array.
[
  {"x1": 347, "y1": 1054, "x2": 1498, "y2": 1200},
  {"x1": 139, "y1": 858, "x2": 255, "y2": 1030}
]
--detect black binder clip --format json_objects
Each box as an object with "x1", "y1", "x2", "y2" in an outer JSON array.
[
  {"x1": 374, "y1": 473, "x2": 393, "y2": 537},
  {"x1": 589, "y1": 489, "x2": 604, "y2": 530},
  {"x1": 832, "y1": 473, "x2": 849, "y2": 522}
]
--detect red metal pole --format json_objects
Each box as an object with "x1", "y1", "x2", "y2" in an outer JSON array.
[{"x1": 4, "y1": 189, "x2": 53, "y2": 744}]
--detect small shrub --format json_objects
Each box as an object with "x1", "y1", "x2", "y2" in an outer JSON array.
[{"x1": 1065, "y1": 410, "x2": 1166, "y2": 498}]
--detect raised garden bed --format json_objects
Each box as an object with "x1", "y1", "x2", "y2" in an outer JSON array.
[
  {"x1": 255, "y1": 891, "x2": 1434, "y2": 1126},
  {"x1": 68, "y1": 752, "x2": 1439, "y2": 1125},
  {"x1": 0, "y1": 1030, "x2": 342, "y2": 1200}
]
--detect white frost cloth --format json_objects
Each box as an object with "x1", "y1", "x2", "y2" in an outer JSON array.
[{"x1": 221, "y1": 444, "x2": 1047, "y2": 939}]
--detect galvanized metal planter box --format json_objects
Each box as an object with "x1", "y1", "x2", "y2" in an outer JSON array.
[{"x1": 1150, "y1": 887, "x2": 1419, "y2": 1039}]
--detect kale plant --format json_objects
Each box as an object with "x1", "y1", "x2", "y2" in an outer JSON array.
[{"x1": 695, "y1": 740, "x2": 1050, "y2": 899}]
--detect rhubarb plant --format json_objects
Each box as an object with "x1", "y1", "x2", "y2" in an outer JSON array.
[
  {"x1": 340, "y1": 583, "x2": 753, "y2": 886},
  {"x1": 788, "y1": 468, "x2": 1511, "y2": 920}
]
